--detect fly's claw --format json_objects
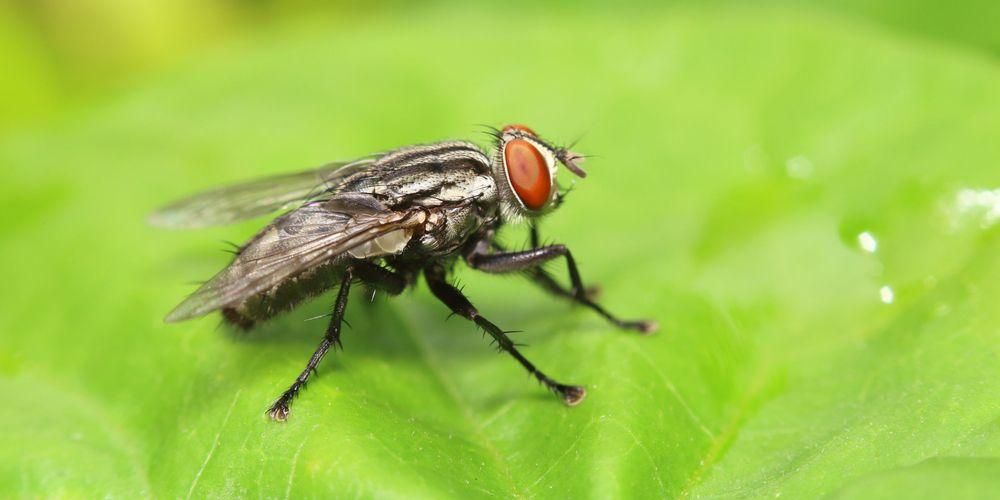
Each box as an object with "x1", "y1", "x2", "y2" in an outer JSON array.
[
  {"x1": 623, "y1": 319, "x2": 658, "y2": 335},
  {"x1": 266, "y1": 399, "x2": 291, "y2": 422},
  {"x1": 555, "y1": 384, "x2": 587, "y2": 406},
  {"x1": 266, "y1": 383, "x2": 302, "y2": 421}
]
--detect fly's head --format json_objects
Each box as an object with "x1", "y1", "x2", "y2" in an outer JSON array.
[{"x1": 490, "y1": 124, "x2": 587, "y2": 222}]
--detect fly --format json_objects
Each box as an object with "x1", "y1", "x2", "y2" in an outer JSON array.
[{"x1": 151, "y1": 124, "x2": 657, "y2": 421}]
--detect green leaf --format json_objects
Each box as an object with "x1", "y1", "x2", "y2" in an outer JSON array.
[{"x1": 1, "y1": 5, "x2": 998, "y2": 498}]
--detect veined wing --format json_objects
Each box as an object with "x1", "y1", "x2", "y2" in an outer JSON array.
[
  {"x1": 148, "y1": 158, "x2": 375, "y2": 229},
  {"x1": 164, "y1": 202, "x2": 427, "y2": 322}
]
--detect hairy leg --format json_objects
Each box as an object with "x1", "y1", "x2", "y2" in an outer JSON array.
[
  {"x1": 266, "y1": 261, "x2": 407, "y2": 421},
  {"x1": 490, "y1": 241, "x2": 600, "y2": 301},
  {"x1": 525, "y1": 224, "x2": 598, "y2": 296},
  {"x1": 424, "y1": 266, "x2": 586, "y2": 405},
  {"x1": 469, "y1": 237, "x2": 657, "y2": 334}
]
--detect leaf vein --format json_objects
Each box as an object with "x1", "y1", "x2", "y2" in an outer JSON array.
[{"x1": 186, "y1": 389, "x2": 241, "y2": 500}]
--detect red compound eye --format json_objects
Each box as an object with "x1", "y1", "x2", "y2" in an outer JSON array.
[
  {"x1": 504, "y1": 139, "x2": 552, "y2": 210},
  {"x1": 502, "y1": 124, "x2": 536, "y2": 136}
]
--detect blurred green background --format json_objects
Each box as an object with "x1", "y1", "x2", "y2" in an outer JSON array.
[
  {"x1": 3, "y1": 0, "x2": 999, "y2": 135},
  {"x1": 1, "y1": 1, "x2": 999, "y2": 498}
]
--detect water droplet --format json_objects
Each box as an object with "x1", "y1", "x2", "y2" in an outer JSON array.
[
  {"x1": 879, "y1": 285, "x2": 895, "y2": 304},
  {"x1": 948, "y1": 187, "x2": 1000, "y2": 229},
  {"x1": 857, "y1": 231, "x2": 878, "y2": 253},
  {"x1": 785, "y1": 155, "x2": 814, "y2": 180}
]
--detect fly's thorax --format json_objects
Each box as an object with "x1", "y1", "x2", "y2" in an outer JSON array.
[
  {"x1": 324, "y1": 140, "x2": 499, "y2": 258},
  {"x1": 338, "y1": 140, "x2": 495, "y2": 205},
  {"x1": 417, "y1": 203, "x2": 495, "y2": 256}
]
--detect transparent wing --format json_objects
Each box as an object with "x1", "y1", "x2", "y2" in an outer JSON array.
[
  {"x1": 148, "y1": 158, "x2": 375, "y2": 229},
  {"x1": 164, "y1": 202, "x2": 426, "y2": 322}
]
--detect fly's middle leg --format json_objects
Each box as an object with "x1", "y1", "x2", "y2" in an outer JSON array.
[{"x1": 424, "y1": 266, "x2": 586, "y2": 406}]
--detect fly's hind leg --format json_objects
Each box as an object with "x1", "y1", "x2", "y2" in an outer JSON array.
[
  {"x1": 266, "y1": 267, "x2": 354, "y2": 421},
  {"x1": 424, "y1": 266, "x2": 586, "y2": 406},
  {"x1": 266, "y1": 261, "x2": 406, "y2": 421}
]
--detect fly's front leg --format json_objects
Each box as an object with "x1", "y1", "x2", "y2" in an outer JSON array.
[
  {"x1": 470, "y1": 233, "x2": 657, "y2": 334},
  {"x1": 495, "y1": 224, "x2": 598, "y2": 301},
  {"x1": 493, "y1": 236, "x2": 599, "y2": 302},
  {"x1": 267, "y1": 261, "x2": 406, "y2": 421},
  {"x1": 525, "y1": 224, "x2": 598, "y2": 298},
  {"x1": 424, "y1": 266, "x2": 586, "y2": 405}
]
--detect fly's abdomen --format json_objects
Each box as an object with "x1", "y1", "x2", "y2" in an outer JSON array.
[{"x1": 226, "y1": 260, "x2": 346, "y2": 326}]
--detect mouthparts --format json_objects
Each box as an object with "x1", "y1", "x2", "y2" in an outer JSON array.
[{"x1": 558, "y1": 149, "x2": 588, "y2": 178}]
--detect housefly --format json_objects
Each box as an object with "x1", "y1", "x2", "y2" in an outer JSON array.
[{"x1": 151, "y1": 124, "x2": 657, "y2": 421}]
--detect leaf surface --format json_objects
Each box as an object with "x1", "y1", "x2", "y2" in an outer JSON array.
[{"x1": 1, "y1": 5, "x2": 998, "y2": 498}]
